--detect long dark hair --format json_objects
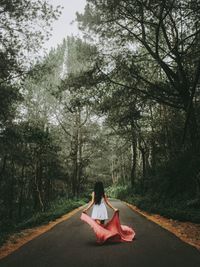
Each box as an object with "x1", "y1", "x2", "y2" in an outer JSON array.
[{"x1": 94, "y1": 181, "x2": 105, "y2": 205}]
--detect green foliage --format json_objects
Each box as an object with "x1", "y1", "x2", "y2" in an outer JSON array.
[
  {"x1": 74, "y1": 0, "x2": 200, "y2": 224},
  {"x1": 0, "y1": 83, "x2": 22, "y2": 124},
  {"x1": 107, "y1": 147, "x2": 200, "y2": 224},
  {"x1": 144, "y1": 149, "x2": 200, "y2": 199},
  {"x1": 0, "y1": 198, "x2": 86, "y2": 247},
  {"x1": 107, "y1": 185, "x2": 200, "y2": 223},
  {"x1": 106, "y1": 185, "x2": 133, "y2": 199},
  {"x1": 0, "y1": 121, "x2": 66, "y2": 221},
  {"x1": 0, "y1": 0, "x2": 61, "y2": 77},
  {"x1": 66, "y1": 36, "x2": 97, "y2": 75},
  {"x1": 129, "y1": 195, "x2": 200, "y2": 223},
  {"x1": 0, "y1": 0, "x2": 62, "y2": 134},
  {"x1": 1, "y1": 0, "x2": 200, "y2": 249},
  {"x1": 16, "y1": 199, "x2": 85, "y2": 230}
]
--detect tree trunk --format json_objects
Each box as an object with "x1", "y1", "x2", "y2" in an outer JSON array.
[
  {"x1": 18, "y1": 165, "x2": 25, "y2": 220},
  {"x1": 182, "y1": 94, "x2": 199, "y2": 148},
  {"x1": 187, "y1": 105, "x2": 199, "y2": 148},
  {"x1": 130, "y1": 123, "x2": 137, "y2": 188},
  {"x1": 8, "y1": 159, "x2": 15, "y2": 220},
  {"x1": 33, "y1": 160, "x2": 44, "y2": 211},
  {"x1": 0, "y1": 155, "x2": 7, "y2": 182},
  {"x1": 77, "y1": 110, "x2": 83, "y2": 198},
  {"x1": 71, "y1": 112, "x2": 79, "y2": 198}
]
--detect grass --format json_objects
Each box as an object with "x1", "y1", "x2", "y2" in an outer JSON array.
[
  {"x1": 0, "y1": 198, "x2": 87, "y2": 247},
  {"x1": 106, "y1": 185, "x2": 200, "y2": 223}
]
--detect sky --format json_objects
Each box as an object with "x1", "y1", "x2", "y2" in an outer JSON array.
[{"x1": 45, "y1": 0, "x2": 87, "y2": 51}]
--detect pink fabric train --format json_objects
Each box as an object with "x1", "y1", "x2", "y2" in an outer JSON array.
[{"x1": 80, "y1": 211, "x2": 135, "y2": 244}]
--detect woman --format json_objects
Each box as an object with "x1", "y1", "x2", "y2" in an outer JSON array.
[{"x1": 83, "y1": 181, "x2": 119, "y2": 225}]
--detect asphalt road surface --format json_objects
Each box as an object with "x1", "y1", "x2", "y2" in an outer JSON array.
[{"x1": 0, "y1": 199, "x2": 200, "y2": 267}]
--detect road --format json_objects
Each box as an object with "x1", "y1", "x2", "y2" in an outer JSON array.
[{"x1": 0, "y1": 199, "x2": 200, "y2": 267}]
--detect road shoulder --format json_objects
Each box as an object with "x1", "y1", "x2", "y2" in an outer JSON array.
[
  {"x1": 124, "y1": 201, "x2": 200, "y2": 251},
  {"x1": 0, "y1": 204, "x2": 86, "y2": 260}
]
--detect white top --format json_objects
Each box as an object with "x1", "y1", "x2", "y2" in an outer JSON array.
[{"x1": 91, "y1": 197, "x2": 108, "y2": 220}]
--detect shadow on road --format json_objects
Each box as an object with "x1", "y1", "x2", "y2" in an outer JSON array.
[{"x1": 85, "y1": 240, "x2": 122, "y2": 247}]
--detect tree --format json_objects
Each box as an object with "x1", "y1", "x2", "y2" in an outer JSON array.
[
  {"x1": 0, "y1": 0, "x2": 61, "y2": 81},
  {"x1": 0, "y1": 0, "x2": 61, "y2": 129},
  {"x1": 77, "y1": 0, "x2": 200, "y2": 147}
]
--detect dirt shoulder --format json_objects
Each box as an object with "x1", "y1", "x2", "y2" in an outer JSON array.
[
  {"x1": 124, "y1": 201, "x2": 200, "y2": 251},
  {"x1": 0, "y1": 205, "x2": 86, "y2": 260},
  {"x1": 1, "y1": 201, "x2": 199, "y2": 260}
]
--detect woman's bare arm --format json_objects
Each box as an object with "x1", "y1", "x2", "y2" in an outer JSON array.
[
  {"x1": 83, "y1": 192, "x2": 95, "y2": 213},
  {"x1": 104, "y1": 194, "x2": 118, "y2": 211}
]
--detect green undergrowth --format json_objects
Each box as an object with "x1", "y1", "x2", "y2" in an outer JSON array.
[
  {"x1": 106, "y1": 185, "x2": 200, "y2": 223},
  {"x1": 0, "y1": 198, "x2": 86, "y2": 247}
]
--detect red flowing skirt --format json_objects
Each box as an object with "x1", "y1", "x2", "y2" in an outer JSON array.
[{"x1": 80, "y1": 210, "x2": 135, "y2": 244}]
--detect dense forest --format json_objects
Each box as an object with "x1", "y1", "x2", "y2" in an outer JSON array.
[{"x1": 1, "y1": 0, "x2": 200, "y2": 245}]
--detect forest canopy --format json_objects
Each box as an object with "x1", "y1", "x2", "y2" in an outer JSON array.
[{"x1": 0, "y1": 0, "x2": 200, "y2": 244}]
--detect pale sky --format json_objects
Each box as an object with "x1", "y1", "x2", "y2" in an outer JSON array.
[{"x1": 45, "y1": 0, "x2": 87, "y2": 51}]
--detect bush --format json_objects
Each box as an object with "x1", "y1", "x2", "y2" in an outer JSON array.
[
  {"x1": 106, "y1": 184, "x2": 133, "y2": 199},
  {"x1": 0, "y1": 198, "x2": 86, "y2": 247},
  {"x1": 148, "y1": 149, "x2": 200, "y2": 199},
  {"x1": 106, "y1": 185, "x2": 200, "y2": 223}
]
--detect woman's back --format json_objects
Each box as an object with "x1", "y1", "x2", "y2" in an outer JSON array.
[
  {"x1": 93, "y1": 191, "x2": 106, "y2": 205},
  {"x1": 91, "y1": 191, "x2": 108, "y2": 220},
  {"x1": 82, "y1": 181, "x2": 119, "y2": 224}
]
